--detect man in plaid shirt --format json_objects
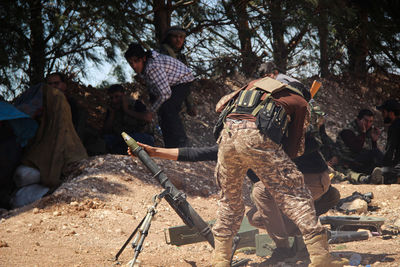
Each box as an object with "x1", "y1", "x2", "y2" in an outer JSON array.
[{"x1": 124, "y1": 43, "x2": 194, "y2": 147}]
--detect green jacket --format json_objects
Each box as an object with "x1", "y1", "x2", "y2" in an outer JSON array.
[
  {"x1": 159, "y1": 43, "x2": 188, "y2": 65},
  {"x1": 335, "y1": 119, "x2": 375, "y2": 164}
]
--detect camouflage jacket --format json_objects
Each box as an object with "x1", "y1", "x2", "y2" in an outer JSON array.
[{"x1": 335, "y1": 119, "x2": 375, "y2": 163}]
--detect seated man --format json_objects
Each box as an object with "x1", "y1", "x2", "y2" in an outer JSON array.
[
  {"x1": 376, "y1": 99, "x2": 400, "y2": 184},
  {"x1": 335, "y1": 109, "x2": 383, "y2": 183},
  {"x1": 46, "y1": 72, "x2": 86, "y2": 138},
  {"x1": 11, "y1": 83, "x2": 87, "y2": 207},
  {"x1": 103, "y1": 84, "x2": 154, "y2": 154},
  {"x1": 46, "y1": 72, "x2": 106, "y2": 156}
]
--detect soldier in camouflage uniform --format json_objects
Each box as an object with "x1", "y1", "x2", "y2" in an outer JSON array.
[
  {"x1": 212, "y1": 75, "x2": 346, "y2": 267},
  {"x1": 335, "y1": 109, "x2": 383, "y2": 183},
  {"x1": 246, "y1": 103, "x2": 340, "y2": 263}
]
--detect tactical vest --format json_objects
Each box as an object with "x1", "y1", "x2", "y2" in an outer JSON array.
[
  {"x1": 335, "y1": 119, "x2": 375, "y2": 163},
  {"x1": 213, "y1": 77, "x2": 304, "y2": 144}
]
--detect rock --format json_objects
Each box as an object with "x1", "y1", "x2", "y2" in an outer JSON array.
[
  {"x1": 394, "y1": 218, "x2": 400, "y2": 228},
  {"x1": 115, "y1": 228, "x2": 124, "y2": 235},
  {"x1": 70, "y1": 201, "x2": 79, "y2": 206},
  {"x1": 0, "y1": 240, "x2": 8, "y2": 247},
  {"x1": 339, "y1": 198, "x2": 368, "y2": 214},
  {"x1": 124, "y1": 208, "x2": 133, "y2": 215}
]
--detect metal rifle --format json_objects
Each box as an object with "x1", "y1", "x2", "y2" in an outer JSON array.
[{"x1": 121, "y1": 132, "x2": 215, "y2": 248}]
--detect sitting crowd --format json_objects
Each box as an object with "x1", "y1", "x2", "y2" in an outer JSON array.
[{"x1": 326, "y1": 102, "x2": 400, "y2": 185}]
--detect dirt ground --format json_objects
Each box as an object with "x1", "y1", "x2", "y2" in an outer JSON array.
[
  {"x1": 1, "y1": 156, "x2": 400, "y2": 267},
  {"x1": 1, "y1": 73, "x2": 400, "y2": 266}
]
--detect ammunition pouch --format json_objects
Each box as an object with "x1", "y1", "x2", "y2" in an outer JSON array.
[
  {"x1": 231, "y1": 89, "x2": 263, "y2": 114},
  {"x1": 213, "y1": 89, "x2": 289, "y2": 144},
  {"x1": 213, "y1": 90, "x2": 263, "y2": 140},
  {"x1": 213, "y1": 99, "x2": 235, "y2": 140},
  {"x1": 255, "y1": 97, "x2": 289, "y2": 144}
]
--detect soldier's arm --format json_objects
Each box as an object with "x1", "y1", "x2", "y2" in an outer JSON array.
[
  {"x1": 128, "y1": 144, "x2": 178, "y2": 160},
  {"x1": 128, "y1": 144, "x2": 219, "y2": 162},
  {"x1": 178, "y1": 145, "x2": 218, "y2": 161}
]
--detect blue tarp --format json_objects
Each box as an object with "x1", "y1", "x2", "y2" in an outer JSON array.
[{"x1": 0, "y1": 101, "x2": 38, "y2": 147}]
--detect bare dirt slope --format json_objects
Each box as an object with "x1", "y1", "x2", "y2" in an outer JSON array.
[{"x1": 1, "y1": 73, "x2": 400, "y2": 267}]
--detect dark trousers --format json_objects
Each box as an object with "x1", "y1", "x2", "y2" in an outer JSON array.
[
  {"x1": 349, "y1": 148, "x2": 384, "y2": 174},
  {"x1": 383, "y1": 164, "x2": 400, "y2": 184},
  {"x1": 158, "y1": 82, "x2": 191, "y2": 148}
]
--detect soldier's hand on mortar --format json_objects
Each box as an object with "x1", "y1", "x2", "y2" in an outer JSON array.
[
  {"x1": 127, "y1": 142, "x2": 158, "y2": 158},
  {"x1": 127, "y1": 147, "x2": 135, "y2": 158}
]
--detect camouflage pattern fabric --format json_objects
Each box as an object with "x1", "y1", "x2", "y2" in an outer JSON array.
[
  {"x1": 247, "y1": 171, "x2": 334, "y2": 248},
  {"x1": 213, "y1": 123, "x2": 325, "y2": 241}
]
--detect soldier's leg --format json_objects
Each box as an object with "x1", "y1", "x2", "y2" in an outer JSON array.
[
  {"x1": 249, "y1": 145, "x2": 346, "y2": 266},
  {"x1": 304, "y1": 171, "x2": 340, "y2": 215},
  {"x1": 249, "y1": 181, "x2": 298, "y2": 263},
  {"x1": 212, "y1": 129, "x2": 248, "y2": 267},
  {"x1": 383, "y1": 165, "x2": 400, "y2": 184},
  {"x1": 249, "y1": 181, "x2": 291, "y2": 248},
  {"x1": 158, "y1": 83, "x2": 190, "y2": 148},
  {"x1": 304, "y1": 171, "x2": 330, "y2": 200},
  {"x1": 314, "y1": 186, "x2": 340, "y2": 216}
]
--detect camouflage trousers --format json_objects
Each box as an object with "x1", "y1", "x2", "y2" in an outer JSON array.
[
  {"x1": 247, "y1": 173, "x2": 340, "y2": 248},
  {"x1": 213, "y1": 122, "x2": 325, "y2": 240}
]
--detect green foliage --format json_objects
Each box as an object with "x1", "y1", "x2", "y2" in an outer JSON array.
[{"x1": 0, "y1": 0, "x2": 399, "y2": 100}]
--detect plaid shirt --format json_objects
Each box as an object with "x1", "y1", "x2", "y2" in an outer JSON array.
[{"x1": 141, "y1": 51, "x2": 194, "y2": 111}]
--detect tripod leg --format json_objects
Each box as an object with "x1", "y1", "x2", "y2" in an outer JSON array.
[
  {"x1": 130, "y1": 209, "x2": 156, "y2": 266},
  {"x1": 114, "y1": 216, "x2": 146, "y2": 261}
]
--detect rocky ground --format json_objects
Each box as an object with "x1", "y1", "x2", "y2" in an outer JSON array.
[{"x1": 1, "y1": 72, "x2": 400, "y2": 267}]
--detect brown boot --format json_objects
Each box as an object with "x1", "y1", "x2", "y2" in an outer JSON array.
[
  {"x1": 212, "y1": 236, "x2": 233, "y2": 267},
  {"x1": 304, "y1": 231, "x2": 349, "y2": 267}
]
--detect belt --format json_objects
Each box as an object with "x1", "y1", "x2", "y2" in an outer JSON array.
[{"x1": 225, "y1": 118, "x2": 257, "y2": 130}]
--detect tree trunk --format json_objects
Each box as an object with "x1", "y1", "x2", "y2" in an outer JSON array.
[
  {"x1": 317, "y1": 0, "x2": 329, "y2": 77},
  {"x1": 347, "y1": 5, "x2": 368, "y2": 78},
  {"x1": 269, "y1": 0, "x2": 287, "y2": 72},
  {"x1": 28, "y1": 0, "x2": 45, "y2": 86},
  {"x1": 233, "y1": 0, "x2": 258, "y2": 77},
  {"x1": 153, "y1": 0, "x2": 172, "y2": 44}
]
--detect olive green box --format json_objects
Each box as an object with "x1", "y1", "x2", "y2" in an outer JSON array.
[{"x1": 165, "y1": 216, "x2": 259, "y2": 248}]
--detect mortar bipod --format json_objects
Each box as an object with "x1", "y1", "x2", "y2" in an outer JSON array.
[{"x1": 113, "y1": 189, "x2": 169, "y2": 266}]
